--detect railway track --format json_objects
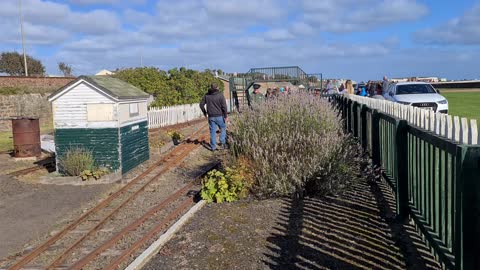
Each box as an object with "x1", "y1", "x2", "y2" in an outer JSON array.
[
  {"x1": 3, "y1": 126, "x2": 211, "y2": 270},
  {"x1": 7, "y1": 157, "x2": 56, "y2": 177}
]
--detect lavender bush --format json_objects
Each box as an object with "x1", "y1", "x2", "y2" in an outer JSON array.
[{"x1": 229, "y1": 93, "x2": 356, "y2": 197}]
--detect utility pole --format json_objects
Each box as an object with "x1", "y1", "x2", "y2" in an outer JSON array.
[{"x1": 19, "y1": 0, "x2": 28, "y2": 76}]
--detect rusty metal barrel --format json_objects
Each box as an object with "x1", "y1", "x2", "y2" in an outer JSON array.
[{"x1": 12, "y1": 118, "x2": 41, "y2": 157}]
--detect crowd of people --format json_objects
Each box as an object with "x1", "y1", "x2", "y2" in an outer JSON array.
[
  {"x1": 250, "y1": 83, "x2": 295, "y2": 103},
  {"x1": 248, "y1": 75, "x2": 397, "y2": 104},
  {"x1": 323, "y1": 76, "x2": 391, "y2": 100}
]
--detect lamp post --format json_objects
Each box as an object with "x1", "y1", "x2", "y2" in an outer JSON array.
[{"x1": 19, "y1": 0, "x2": 28, "y2": 76}]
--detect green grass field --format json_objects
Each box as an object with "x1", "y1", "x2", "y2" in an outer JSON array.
[
  {"x1": 0, "y1": 121, "x2": 53, "y2": 152},
  {"x1": 441, "y1": 91, "x2": 480, "y2": 121}
]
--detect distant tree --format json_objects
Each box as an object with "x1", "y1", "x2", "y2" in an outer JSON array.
[
  {"x1": 0, "y1": 51, "x2": 45, "y2": 76},
  {"x1": 217, "y1": 69, "x2": 223, "y2": 75},
  {"x1": 58, "y1": 62, "x2": 73, "y2": 77},
  {"x1": 114, "y1": 66, "x2": 223, "y2": 107}
]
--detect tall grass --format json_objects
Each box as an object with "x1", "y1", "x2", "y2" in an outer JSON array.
[
  {"x1": 59, "y1": 147, "x2": 95, "y2": 176},
  {"x1": 229, "y1": 93, "x2": 356, "y2": 197}
]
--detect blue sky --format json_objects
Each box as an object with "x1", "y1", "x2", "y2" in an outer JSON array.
[{"x1": 1, "y1": 0, "x2": 479, "y2": 81}]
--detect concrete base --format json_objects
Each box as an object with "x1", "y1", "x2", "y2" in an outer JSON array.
[
  {"x1": 37, "y1": 171, "x2": 123, "y2": 186},
  {"x1": 13, "y1": 156, "x2": 39, "y2": 162}
]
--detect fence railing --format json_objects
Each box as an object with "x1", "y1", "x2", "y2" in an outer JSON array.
[
  {"x1": 347, "y1": 95, "x2": 479, "y2": 145},
  {"x1": 334, "y1": 95, "x2": 480, "y2": 270},
  {"x1": 147, "y1": 100, "x2": 231, "y2": 129}
]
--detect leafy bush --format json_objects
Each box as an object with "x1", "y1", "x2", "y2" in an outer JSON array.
[
  {"x1": 149, "y1": 130, "x2": 170, "y2": 149},
  {"x1": 167, "y1": 130, "x2": 184, "y2": 140},
  {"x1": 114, "y1": 67, "x2": 224, "y2": 107},
  {"x1": 80, "y1": 168, "x2": 110, "y2": 181},
  {"x1": 200, "y1": 167, "x2": 250, "y2": 203},
  {"x1": 59, "y1": 147, "x2": 95, "y2": 176},
  {"x1": 229, "y1": 93, "x2": 356, "y2": 197}
]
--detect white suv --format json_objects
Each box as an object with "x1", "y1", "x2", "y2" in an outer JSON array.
[{"x1": 383, "y1": 82, "x2": 448, "y2": 113}]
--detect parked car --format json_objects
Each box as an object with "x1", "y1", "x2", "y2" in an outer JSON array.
[{"x1": 383, "y1": 82, "x2": 448, "y2": 113}]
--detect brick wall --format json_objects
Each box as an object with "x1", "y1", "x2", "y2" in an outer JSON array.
[
  {"x1": 0, "y1": 94, "x2": 53, "y2": 131},
  {"x1": 0, "y1": 76, "x2": 75, "y2": 91}
]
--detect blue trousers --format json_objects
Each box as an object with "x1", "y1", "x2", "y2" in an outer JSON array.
[{"x1": 208, "y1": 116, "x2": 226, "y2": 150}]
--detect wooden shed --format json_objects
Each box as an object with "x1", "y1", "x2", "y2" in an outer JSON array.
[{"x1": 48, "y1": 76, "x2": 150, "y2": 174}]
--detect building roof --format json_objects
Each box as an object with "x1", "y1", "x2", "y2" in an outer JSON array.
[
  {"x1": 96, "y1": 69, "x2": 115, "y2": 76},
  {"x1": 48, "y1": 75, "x2": 149, "y2": 102},
  {"x1": 216, "y1": 75, "x2": 230, "y2": 82}
]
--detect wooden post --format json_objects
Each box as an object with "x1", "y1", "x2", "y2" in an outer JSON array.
[
  {"x1": 342, "y1": 97, "x2": 348, "y2": 132},
  {"x1": 395, "y1": 119, "x2": 409, "y2": 219},
  {"x1": 361, "y1": 105, "x2": 368, "y2": 150},
  {"x1": 455, "y1": 145, "x2": 480, "y2": 270},
  {"x1": 347, "y1": 99, "x2": 353, "y2": 134},
  {"x1": 371, "y1": 110, "x2": 381, "y2": 167},
  {"x1": 353, "y1": 101, "x2": 359, "y2": 137}
]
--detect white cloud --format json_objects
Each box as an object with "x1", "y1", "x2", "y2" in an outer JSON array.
[
  {"x1": 301, "y1": 0, "x2": 428, "y2": 32},
  {"x1": 69, "y1": 0, "x2": 118, "y2": 5},
  {"x1": 264, "y1": 29, "x2": 295, "y2": 41},
  {"x1": 203, "y1": 0, "x2": 284, "y2": 20},
  {"x1": 67, "y1": 10, "x2": 121, "y2": 34},
  {"x1": 0, "y1": 0, "x2": 121, "y2": 35},
  {"x1": 414, "y1": 4, "x2": 480, "y2": 45},
  {"x1": 2, "y1": 0, "x2": 476, "y2": 82},
  {"x1": 0, "y1": 22, "x2": 70, "y2": 45}
]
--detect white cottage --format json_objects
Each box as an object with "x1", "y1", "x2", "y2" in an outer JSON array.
[{"x1": 48, "y1": 76, "x2": 150, "y2": 174}]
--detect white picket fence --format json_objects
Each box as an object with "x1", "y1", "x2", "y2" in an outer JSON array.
[
  {"x1": 147, "y1": 99, "x2": 231, "y2": 129},
  {"x1": 347, "y1": 95, "x2": 479, "y2": 145}
]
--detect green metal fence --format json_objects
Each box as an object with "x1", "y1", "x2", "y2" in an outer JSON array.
[
  {"x1": 334, "y1": 95, "x2": 480, "y2": 270},
  {"x1": 229, "y1": 66, "x2": 324, "y2": 112}
]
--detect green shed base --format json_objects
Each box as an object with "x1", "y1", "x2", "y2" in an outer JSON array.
[
  {"x1": 55, "y1": 120, "x2": 149, "y2": 175},
  {"x1": 55, "y1": 127, "x2": 120, "y2": 172},
  {"x1": 120, "y1": 121, "x2": 149, "y2": 174}
]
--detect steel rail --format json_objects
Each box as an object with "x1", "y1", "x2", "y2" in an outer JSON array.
[
  {"x1": 45, "y1": 139, "x2": 202, "y2": 270},
  {"x1": 7, "y1": 126, "x2": 207, "y2": 270},
  {"x1": 105, "y1": 197, "x2": 194, "y2": 270},
  {"x1": 69, "y1": 184, "x2": 196, "y2": 270}
]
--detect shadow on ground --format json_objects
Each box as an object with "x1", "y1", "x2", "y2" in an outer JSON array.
[{"x1": 263, "y1": 178, "x2": 441, "y2": 270}]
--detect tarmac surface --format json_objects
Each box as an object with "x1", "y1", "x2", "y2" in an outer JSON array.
[{"x1": 0, "y1": 157, "x2": 114, "y2": 259}]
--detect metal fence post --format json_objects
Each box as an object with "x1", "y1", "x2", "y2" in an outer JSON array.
[
  {"x1": 455, "y1": 145, "x2": 480, "y2": 270},
  {"x1": 371, "y1": 110, "x2": 380, "y2": 167},
  {"x1": 395, "y1": 119, "x2": 409, "y2": 219},
  {"x1": 360, "y1": 105, "x2": 368, "y2": 150}
]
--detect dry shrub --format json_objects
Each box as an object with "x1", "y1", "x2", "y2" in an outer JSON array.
[
  {"x1": 59, "y1": 147, "x2": 95, "y2": 176},
  {"x1": 229, "y1": 93, "x2": 356, "y2": 197}
]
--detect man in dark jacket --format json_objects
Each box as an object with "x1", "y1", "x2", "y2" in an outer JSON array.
[{"x1": 200, "y1": 83, "x2": 228, "y2": 151}]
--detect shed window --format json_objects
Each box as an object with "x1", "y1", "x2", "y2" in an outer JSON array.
[
  {"x1": 87, "y1": 104, "x2": 114, "y2": 121},
  {"x1": 129, "y1": 103, "x2": 139, "y2": 117}
]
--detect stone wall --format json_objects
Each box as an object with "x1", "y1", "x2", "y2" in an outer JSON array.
[
  {"x1": 0, "y1": 76, "x2": 74, "y2": 131},
  {"x1": 0, "y1": 94, "x2": 52, "y2": 131},
  {"x1": 0, "y1": 76, "x2": 74, "y2": 92}
]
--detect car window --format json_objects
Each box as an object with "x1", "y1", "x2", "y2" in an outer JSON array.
[
  {"x1": 387, "y1": 84, "x2": 395, "y2": 94},
  {"x1": 396, "y1": 84, "x2": 436, "y2": 95}
]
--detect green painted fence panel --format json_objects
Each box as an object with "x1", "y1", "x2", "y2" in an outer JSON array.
[{"x1": 335, "y1": 96, "x2": 480, "y2": 270}]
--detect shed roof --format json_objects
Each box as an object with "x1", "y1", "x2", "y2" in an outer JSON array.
[{"x1": 49, "y1": 75, "x2": 149, "y2": 101}]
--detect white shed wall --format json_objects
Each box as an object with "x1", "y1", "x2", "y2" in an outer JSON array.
[
  {"x1": 52, "y1": 83, "x2": 118, "y2": 129},
  {"x1": 119, "y1": 101, "x2": 148, "y2": 126}
]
